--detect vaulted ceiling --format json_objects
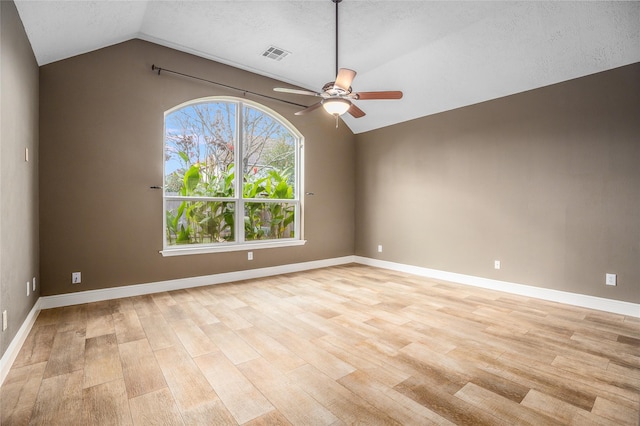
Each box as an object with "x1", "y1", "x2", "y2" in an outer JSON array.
[{"x1": 14, "y1": 1, "x2": 640, "y2": 133}]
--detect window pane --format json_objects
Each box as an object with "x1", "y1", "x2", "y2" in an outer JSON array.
[
  {"x1": 242, "y1": 106, "x2": 295, "y2": 199},
  {"x1": 165, "y1": 103, "x2": 236, "y2": 197},
  {"x1": 166, "y1": 200, "x2": 235, "y2": 245},
  {"x1": 244, "y1": 202, "x2": 296, "y2": 241}
]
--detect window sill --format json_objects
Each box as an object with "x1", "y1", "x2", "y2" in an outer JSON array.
[{"x1": 160, "y1": 239, "x2": 307, "y2": 257}]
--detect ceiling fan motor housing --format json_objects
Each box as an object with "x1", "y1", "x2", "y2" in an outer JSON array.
[{"x1": 322, "y1": 82, "x2": 352, "y2": 97}]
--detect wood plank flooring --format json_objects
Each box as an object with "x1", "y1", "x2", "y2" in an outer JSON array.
[{"x1": 2, "y1": 264, "x2": 639, "y2": 425}]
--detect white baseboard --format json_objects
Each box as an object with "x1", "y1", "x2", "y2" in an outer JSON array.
[
  {"x1": 355, "y1": 256, "x2": 640, "y2": 318},
  {"x1": 39, "y1": 256, "x2": 357, "y2": 310},
  {"x1": 0, "y1": 299, "x2": 42, "y2": 386}
]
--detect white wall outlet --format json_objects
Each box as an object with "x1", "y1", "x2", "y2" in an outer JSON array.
[
  {"x1": 605, "y1": 273, "x2": 617, "y2": 286},
  {"x1": 72, "y1": 272, "x2": 81, "y2": 284},
  {"x1": 33, "y1": 277, "x2": 36, "y2": 292},
  {"x1": 2, "y1": 310, "x2": 7, "y2": 331},
  {"x1": 377, "y1": 245, "x2": 383, "y2": 253},
  {"x1": 27, "y1": 281, "x2": 30, "y2": 296},
  {"x1": 494, "y1": 260, "x2": 501, "y2": 270},
  {"x1": 247, "y1": 251, "x2": 253, "y2": 261}
]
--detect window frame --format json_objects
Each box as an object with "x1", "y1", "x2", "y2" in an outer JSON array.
[{"x1": 160, "y1": 96, "x2": 305, "y2": 257}]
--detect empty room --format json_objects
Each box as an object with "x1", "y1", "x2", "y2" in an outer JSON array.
[{"x1": 1, "y1": 0, "x2": 639, "y2": 424}]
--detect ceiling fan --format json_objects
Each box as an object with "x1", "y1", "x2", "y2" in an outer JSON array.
[{"x1": 274, "y1": 0, "x2": 403, "y2": 123}]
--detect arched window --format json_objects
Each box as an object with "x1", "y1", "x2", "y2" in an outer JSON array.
[{"x1": 162, "y1": 97, "x2": 304, "y2": 256}]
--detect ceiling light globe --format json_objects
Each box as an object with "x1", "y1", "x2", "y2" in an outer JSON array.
[{"x1": 322, "y1": 98, "x2": 351, "y2": 116}]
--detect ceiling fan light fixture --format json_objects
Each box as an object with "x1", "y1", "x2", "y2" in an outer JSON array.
[{"x1": 322, "y1": 98, "x2": 351, "y2": 116}]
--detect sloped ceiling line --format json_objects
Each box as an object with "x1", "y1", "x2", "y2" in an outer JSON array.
[{"x1": 14, "y1": 1, "x2": 640, "y2": 134}]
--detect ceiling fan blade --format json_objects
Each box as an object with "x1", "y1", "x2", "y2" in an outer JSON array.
[
  {"x1": 274, "y1": 87, "x2": 321, "y2": 97},
  {"x1": 334, "y1": 68, "x2": 357, "y2": 91},
  {"x1": 294, "y1": 102, "x2": 323, "y2": 116},
  {"x1": 348, "y1": 103, "x2": 366, "y2": 118},
  {"x1": 355, "y1": 91, "x2": 404, "y2": 100}
]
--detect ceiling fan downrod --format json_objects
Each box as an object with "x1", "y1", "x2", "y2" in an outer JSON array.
[{"x1": 333, "y1": 0, "x2": 342, "y2": 77}]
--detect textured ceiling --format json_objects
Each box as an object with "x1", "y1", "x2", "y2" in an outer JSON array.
[{"x1": 14, "y1": 1, "x2": 640, "y2": 134}]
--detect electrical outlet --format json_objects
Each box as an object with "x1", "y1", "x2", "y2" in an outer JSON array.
[
  {"x1": 377, "y1": 245, "x2": 383, "y2": 253},
  {"x1": 605, "y1": 273, "x2": 617, "y2": 286},
  {"x1": 2, "y1": 311, "x2": 7, "y2": 331},
  {"x1": 72, "y1": 272, "x2": 81, "y2": 284},
  {"x1": 247, "y1": 251, "x2": 253, "y2": 261},
  {"x1": 494, "y1": 260, "x2": 501, "y2": 270},
  {"x1": 27, "y1": 281, "x2": 30, "y2": 296}
]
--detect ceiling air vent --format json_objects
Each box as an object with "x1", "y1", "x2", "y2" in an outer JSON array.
[{"x1": 262, "y1": 46, "x2": 290, "y2": 61}]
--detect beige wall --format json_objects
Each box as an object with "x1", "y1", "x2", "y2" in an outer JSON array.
[
  {"x1": 39, "y1": 39, "x2": 355, "y2": 296},
  {"x1": 356, "y1": 63, "x2": 640, "y2": 303},
  {"x1": 0, "y1": 0, "x2": 40, "y2": 357},
  {"x1": 33, "y1": 35, "x2": 640, "y2": 306}
]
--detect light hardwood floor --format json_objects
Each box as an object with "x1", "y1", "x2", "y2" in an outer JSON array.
[{"x1": 2, "y1": 264, "x2": 639, "y2": 425}]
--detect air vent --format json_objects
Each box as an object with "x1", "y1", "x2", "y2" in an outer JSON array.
[{"x1": 262, "y1": 46, "x2": 290, "y2": 61}]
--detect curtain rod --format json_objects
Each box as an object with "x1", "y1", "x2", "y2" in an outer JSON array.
[{"x1": 151, "y1": 64, "x2": 308, "y2": 109}]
